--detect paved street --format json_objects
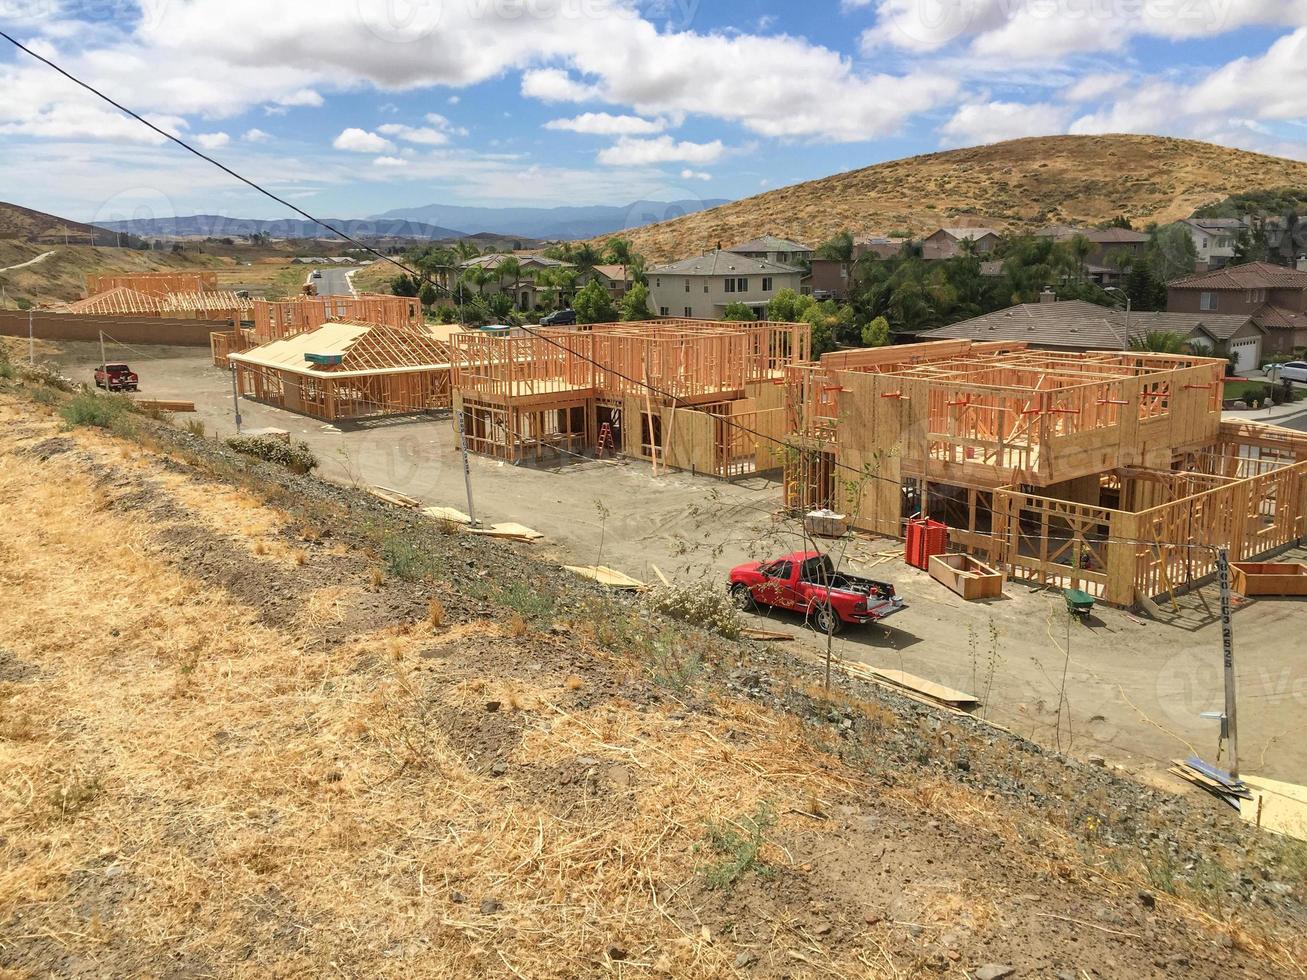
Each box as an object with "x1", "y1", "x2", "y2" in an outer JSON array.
[{"x1": 307, "y1": 265, "x2": 355, "y2": 297}]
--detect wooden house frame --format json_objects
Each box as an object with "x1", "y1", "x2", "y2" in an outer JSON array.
[
  {"x1": 63, "y1": 286, "x2": 251, "y2": 322},
  {"x1": 229, "y1": 321, "x2": 455, "y2": 422},
  {"x1": 782, "y1": 339, "x2": 1307, "y2": 606},
  {"x1": 85, "y1": 271, "x2": 219, "y2": 297},
  {"x1": 450, "y1": 320, "x2": 808, "y2": 471},
  {"x1": 252, "y1": 295, "x2": 423, "y2": 341}
]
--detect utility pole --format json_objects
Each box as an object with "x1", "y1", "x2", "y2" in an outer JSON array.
[
  {"x1": 228, "y1": 364, "x2": 243, "y2": 434},
  {"x1": 456, "y1": 407, "x2": 478, "y2": 526},
  {"x1": 1216, "y1": 547, "x2": 1240, "y2": 778},
  {"x1": 98, "y1": 330, "x2": 108, "y2": 389}
]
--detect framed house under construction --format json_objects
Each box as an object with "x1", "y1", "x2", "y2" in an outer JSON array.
[
  {"x1": 229, "y1": 321, "x2": 455, "y2": 422},
  {"x1": 213, "y1": 295, "x2": 424, "y2": 367},
  {"x1": 783, "y1": 339, "x2": 1307, "y2": 606},
  {"x1": 450, "y1": 319, "x2": 809, "y2": 474}
]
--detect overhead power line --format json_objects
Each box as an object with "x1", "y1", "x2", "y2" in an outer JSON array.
[{"x1": 1, "y1": 30, "x2": 1262, "y2": 557}]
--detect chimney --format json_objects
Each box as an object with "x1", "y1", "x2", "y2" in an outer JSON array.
[{"x1": 1039, "y1": 287, "x2": 1057, "y2": 304}]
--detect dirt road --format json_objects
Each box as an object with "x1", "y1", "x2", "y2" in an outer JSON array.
[{"x1": 53, "y1": 341, "x2": 1307, "y2": 787}]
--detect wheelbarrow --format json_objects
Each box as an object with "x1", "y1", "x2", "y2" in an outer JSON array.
[{"x1": 1064, "y1": 588, "x2": 1096, "y2": 618}]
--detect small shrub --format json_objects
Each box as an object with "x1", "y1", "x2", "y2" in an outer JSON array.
[
  {"x1": 183, "y1": 418, "x2": 206, "y2": 438},
  {"x1": 225, "y1": 435, "x2": 318, "y2": 474},
  {"x1": 698, "y1": 802, "x2": 776, "y2": 889},
  {"x1": 427, "y1": 598, "x2": 446, "y2": 628},
  {"x1": 20, "y1": 363, "x2": 74, "y2": 391},
  {"x1": 381, "y1": 536, "x2": 444, "y2": 581},
  {"x1": 507, "y1": 612, "x2": 528, "y2": 637},
  {"x1": 500, "y1": 581, "x2": 554, "y2": 620},
  {"x1": 369, "y1": 567, "x2": 385, "y2": 588},
  {"x1": 646, "y1": 585, "x2": 741, "y2": 639},
  {"x1": 645, "y1": 629, "x2": 705, "y2": 693},
  {"x1": 59, "y1": 391, "x2": 135, "y2": 430}
]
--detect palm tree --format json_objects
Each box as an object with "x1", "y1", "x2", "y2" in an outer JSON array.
[
  {"x1": 496, "y1": 256, "x2": 525, "y2": 310},
  {"x1": 605, "y1": 237, "x2": 635, "y2": 267},
  {"x1": 1067, "y1": 234, "x2": 1093, "y2": 281},
  {"x1": 1129, "y1": 330, "x2": 1190, "y2": 354},
  {"x1": 460, "y1": 266, "x2": 496, "y2": 298}
]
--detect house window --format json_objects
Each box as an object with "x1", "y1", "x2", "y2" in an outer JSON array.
[
  {"x1": 762, "y1": 277, "x2": 773, "y2": 292},
  {"x1": 724, "y1": 278, "x2": 736, "y2": 293},
  {"x1": 659, "y1": 306, "x2": 669, "y2": 316},
  {"x1": 1248, "y1": 288, "x2": 1266, "y2": 303},
  {"x1": 655, "y1": 278, "x2": 661, "y2": 288},
  {"x1": 1200, "y1": 292, "x2": 1217, "y2": 311},
  {"x1": 704, "y1": 284, "x2": 709, "y2": 293},
  {"x1": 739, "y1": 278, "x2": 749, "y2": 292},
  {"x1": 684, "y1": 279, "x2": 690, "y2": 292},
  {"x1": 684, "y1": 306, "x2": 693, "y2": 317}
]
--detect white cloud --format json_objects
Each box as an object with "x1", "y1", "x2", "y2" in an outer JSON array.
[
  {"x1": 597, "y1": 136, "x2": 725, "y2": 166},
  {"x1": 1064, "y1": 72, "x2": 1131, "y2": 103},
  {"x1": 680, "y1": 168, "x2": 711, "y2": 181},
  {"x1": 941, "y1": 100, "x2": 1072, "y2": 146},
  {"x1": 241, "y1": 128, "x2": 272, "y2": 142},
  {"x1": 377, "y1": 123, "x2": 450, "y2": 146},
  {"x1": 373, "y1": 155, "x2": 407, "y2": 168},
  {"x1": 195, "y1": 131, "x2": 230, "y2": 149},
  {"x1": 521, "y1": 68, "x2": 604, "y2": 103},
  {"x1": 332, "y1": 127, "x2": 394, "y2": 153},
  {"x1": 545, "y1": 113, "x2": 668, "y2": 135}
]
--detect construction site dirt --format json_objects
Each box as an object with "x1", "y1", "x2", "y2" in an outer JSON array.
[
  {"x1": 47, "y1": 340, "x2": 1307, "y2": 790},
  {"x1": 3, "y1": 375, "x2": 1306, "y2": 978}
]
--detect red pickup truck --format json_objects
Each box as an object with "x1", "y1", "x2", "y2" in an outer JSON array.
[
  {"x1": 728, "y1": 551, "x2": 905, "y2": 634},
  {"x1": 94, "y1": 363, "x2": 139, "y2": 392}
]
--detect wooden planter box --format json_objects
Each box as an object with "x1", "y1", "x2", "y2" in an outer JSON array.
[
  {"x1": 1231, "y1": 562, "x2": 1307, "y2": 597},
  {"x1": 929, "y1": 553, "x2": 1006, "y2": 600}
]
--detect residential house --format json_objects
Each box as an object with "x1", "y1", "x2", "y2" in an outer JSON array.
[
  {"x1": 1179, "y1": 218, "x2": 1246, "y2": 270},
  {"x1": 921, "y1": 227, "x2": 1001, "y2": 260},
  {"x1": 808, "y1": 236, "x2": 911, "y2": 299},
  {"x1": 587, "y1": 264, "x2": 633, "y2": 302},
  {"x1": 1168, "y1": 261, "x2": 1307, "y2": 355},
  {"x1": 724, "y1": 235, "x2": 814, "y2": 267},
  {"x1": 451, "y1": 253, "x2": 574, "y2": 310},
  {"x1": 1035, "y1": 225, "x2": 1149, "y2": 267},
  {"x1": 647, "y1": 249, "x2": 803, "y2": 319},
  {"x1": 917, "y1": 298, "x2": 1264, "y2": 370}
]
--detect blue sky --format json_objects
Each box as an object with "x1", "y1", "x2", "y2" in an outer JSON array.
[{"x1": 1, "y1": 1, "x2": 1305, "y2": 224}]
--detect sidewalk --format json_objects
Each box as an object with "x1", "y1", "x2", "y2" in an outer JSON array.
[{"x1": 1224, "y1": 400, "x2": 1307, "y2": 430}]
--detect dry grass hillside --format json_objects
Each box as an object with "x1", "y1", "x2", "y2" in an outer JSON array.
[
  {"x1": 1, "y1": 365, "x2": 1305, "y2": 977},
  {"x1": 618, "y1": 135, "x2": 1307, "y2": 262},
  {"x1": 0, "y1": 201, "x2": 114, "y2": 244}
]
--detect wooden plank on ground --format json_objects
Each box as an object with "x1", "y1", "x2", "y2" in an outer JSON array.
[
  {"x1": 563, "y1": 564, "x2": 647, "y2": 590},
  {"x1": 134, "y1": 399, "x2": 196, "y2": 413},
  {"x1": 650, "y1": 564, "x2": 671, "y2": 586},
  {"x1": 868, "y1": 668, "x2": 980, "y2": 707},
  {"x1": 1241, "y1": 776, "x2": 1307, "y2": 841},
  {"x1": 740, "y1": 627, "x2": 793, "y2": 641},
  {"x1": 422, "y1": 506, "x2": 472, "y2": 525},
  {"x1": 370, "y1": 485, "x2": 420, "y2": 508},
  {"x1": 468, "y1": 523, "x2": 544, "y2": 542}
]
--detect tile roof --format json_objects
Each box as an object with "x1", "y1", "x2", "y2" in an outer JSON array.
[
  {"x1": 1169, "y1": 261, "x2": 1307, "y2": 290},
  {"x1": 933, "y1": 227, "x2": 1000, "y2": 240},
  {"x1": 919, "y1": 300, "x2": 1256, "y2": 348},
  {"x1": 1252, "y1": 303, "x2": 1304, "y2": 331},
  {"x1": 725, "y1": 235, "x2": 814, "y2": 254},
  {"x1": 1084, "y1": 227, "x2": 1149, "y2": 244},
  {"x1": 590, "y1": 264, "x2": 632, "y2": 281},
  {"x1": 460, "y1": 253, "x2": 572, "y2": 271},
  {"x1": 649, "y1": 249, "x2": 803, "y2": 276}
]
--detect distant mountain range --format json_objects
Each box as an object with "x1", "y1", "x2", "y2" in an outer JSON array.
[
  {"x1": 94, "y1": 198, "x2": 730, "y2": 244},
  {"x1": 96, "y1": 214, "x2": 467, "y2": 241},
  {"x1": 370, "y1": 199, "x2": 730, "y2": 240},
  {"x1": 0, "y1": 201, "x2": 125, "y2": 246}
]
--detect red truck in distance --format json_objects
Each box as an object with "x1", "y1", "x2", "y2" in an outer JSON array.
[
  {"x1": 728, "y1": 551, "x2": 905, "y2": 634},
  {"x1": 94, "y1": 363, "x2": 139, "y2": 392}
]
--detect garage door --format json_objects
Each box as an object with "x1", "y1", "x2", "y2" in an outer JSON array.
[{"x1": 1230, "y1": 338, "x2": 1259, "y2": 374}]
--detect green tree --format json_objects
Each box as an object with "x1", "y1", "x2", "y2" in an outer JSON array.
[
  {"x1": 573, "y1": 278, "x2": 617, "y2": 323},
  {"x1": 390, "y1": 273, "x2": 420, "y2": 297},
  {"x1": 1232, "y1": 225, "x2": 1269, "y2": 265},
  {"x1": 816, "y1": 230, "x2": 855, "y2": 262},
  {"x1": 619, "y1": 281, "x2": 653, "y2": 321},
  {"x1": 861, "y1": 315, "x2": 890, "y2": 347},
  {"x1": 722, "y1": 301, "x2": 757, "y2": 321},
  {"x1": 766, "y1": 288, "x2": 815, "y2": 322},
  {"x1": 605, "y1": 237, "x2": 635, "y2": 267},
  {"x1": 1147, "y1": 223, "x2": 1199, "y2": 283},
  {"x1": 417, "y1": 282, "x2": 438, "y2": 308},
  {"x1": 1130, "y1": 330, "x2": 1190, "y2": 354}
]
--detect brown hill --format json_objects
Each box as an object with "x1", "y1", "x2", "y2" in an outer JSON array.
[
  {"x1": 0, "y1": 200, "x2": 118, "y2": 246},
  {"x1": 616, "y1": 134, "x2": 1307, "y2": 262}
]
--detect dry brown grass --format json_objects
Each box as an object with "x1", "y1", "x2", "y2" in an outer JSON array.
[{"x1": 610, "y1": 134, "x2": 1307, "y2": 261}]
